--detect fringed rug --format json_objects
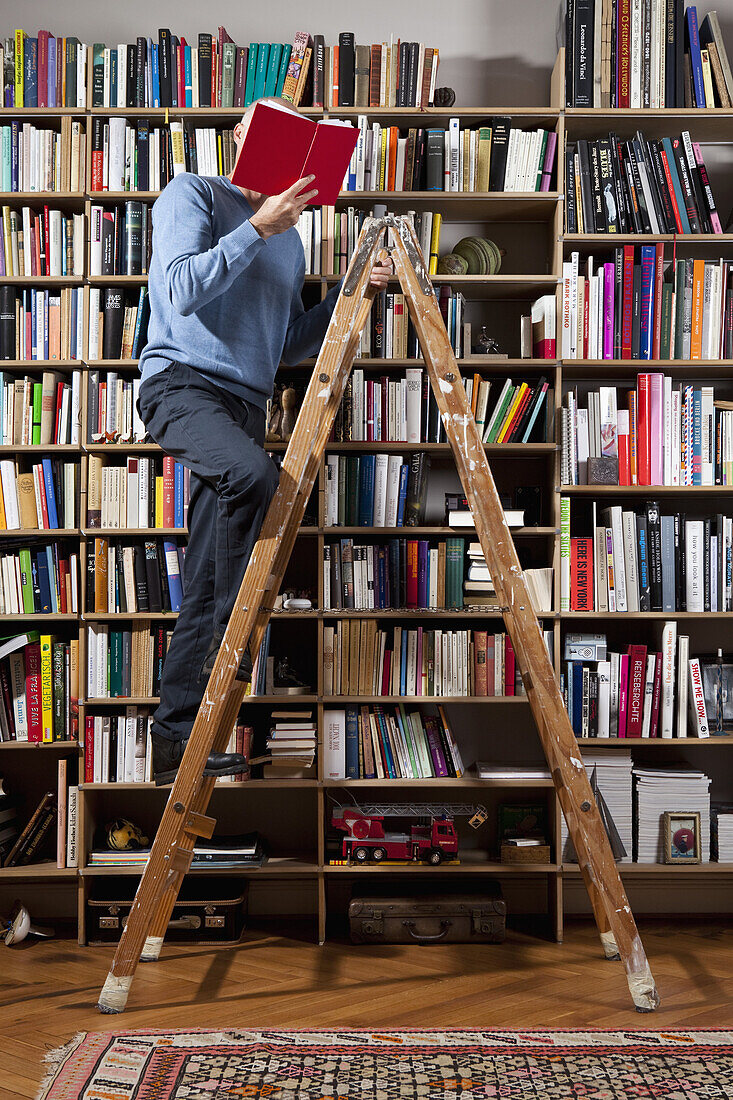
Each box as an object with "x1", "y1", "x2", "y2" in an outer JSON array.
[{"x1": 38, "y1": 1028, "x2": 733, "y2": 1099}]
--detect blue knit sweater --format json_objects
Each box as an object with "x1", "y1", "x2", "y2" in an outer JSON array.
[{"x1": 139, "y1": 173, "x2": 340, "y2": 410}]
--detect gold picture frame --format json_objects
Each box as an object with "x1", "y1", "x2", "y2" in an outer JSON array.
[{"x1": 662, "y1": 811, "x2": 702, "y2": 864}]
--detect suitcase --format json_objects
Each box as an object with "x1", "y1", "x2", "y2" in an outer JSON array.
[
  {"x1": 87, "y1": 883, "x2": 248, "y2": 946},
  {"x1": 349, "y1": 884, "x2": 506, "y2": 945}
]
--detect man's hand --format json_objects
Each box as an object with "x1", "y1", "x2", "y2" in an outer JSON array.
[
  {"x1": 249, "y1": 176, "x2": 319, "y2": 240},
  {"x1": 369, "y1": 255, "x2": 394, "y2": 290}
]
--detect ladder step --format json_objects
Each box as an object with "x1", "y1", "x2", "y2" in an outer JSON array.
[{"x1": 184, "y1": 812, "x2": 217, "y2": 839}]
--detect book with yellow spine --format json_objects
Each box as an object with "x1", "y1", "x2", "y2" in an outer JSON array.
[{"x1": 40, "y1": 634, "x2": 54, "y2": 742}]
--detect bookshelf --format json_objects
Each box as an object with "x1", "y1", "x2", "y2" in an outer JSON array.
[{"x1": 3, "y1": 39, "x2": 733, "y2": 946}]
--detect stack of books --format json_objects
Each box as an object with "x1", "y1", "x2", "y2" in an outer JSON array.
[
  {"x1": 561, "y1": 753, "x2": 633, "y2": 864},
  {"x1": 255, "y1": 711, "x2": 316, "y2": 779},
  {"x1": 192, "y1": 832, "x2": 266, "y2": 868},
  {"x1": 89, "y1": 848, "x2": 149, "y2": 868},
  {"x1": 464, "y1": 542, "x2": 496, "y2": 606},
  {"x1": 712, "y1": 805, "x2": 733, "y2": 861},
  {"x1": 634, "y1": 765, "x2": 711, "y2": 862}
]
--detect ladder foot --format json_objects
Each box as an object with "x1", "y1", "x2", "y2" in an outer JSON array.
[
  {"x1": 627, "y1": 969, "x2": 662, "y2": 1013},
  {"x1": 97, "y1": 971, "x2": 132, "y2": 1014},
  {"x1": 140, "y1": 935, "x2": 164, "y2": 962}
]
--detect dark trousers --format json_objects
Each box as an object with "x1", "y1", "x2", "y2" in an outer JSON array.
[{"x1": 137, "y1": 361, "x2": 279, "y2": 742}]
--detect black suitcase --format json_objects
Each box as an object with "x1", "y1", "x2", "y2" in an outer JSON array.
[
  {"x1": 349, "y1": 883, "x2": 506, "y2": 945},
  {"x1": 87, "y1": 883, "x2": 247, "y2": 946}
]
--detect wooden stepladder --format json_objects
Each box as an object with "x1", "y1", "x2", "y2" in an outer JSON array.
[{"x1": 98, "y1": 216, "x2": 660, "y2": 1015}]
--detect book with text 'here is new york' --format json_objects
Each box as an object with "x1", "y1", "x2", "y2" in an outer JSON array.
[{"x1": 231, "y1": 100, "x2": 359, "y2": 207}]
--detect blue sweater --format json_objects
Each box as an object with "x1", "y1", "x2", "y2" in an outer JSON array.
[{"x1": 139, "y1": 173, "x2": 341, "y2": 410}]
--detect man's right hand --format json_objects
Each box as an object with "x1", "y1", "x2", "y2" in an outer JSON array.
[{"x1": 249, "y1": 175, "x2": 319, "y2": 240}]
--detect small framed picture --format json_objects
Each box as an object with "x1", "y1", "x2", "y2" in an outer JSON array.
[{"x1": 663, "y1": 812, "x2": 702, "y2": 864}]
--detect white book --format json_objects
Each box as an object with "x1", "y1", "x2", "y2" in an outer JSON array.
[
  {"x1": 323, "y1": 709, "x2": 346, "y2": 779},
  {"x1": 107, "y1": 117, "x2": 126, "y2": 191},
  {"x1": 605, "y1": 506, "x2": 627, "y2": 612},
  {"x1": 622, "y1": 510, "x2": 639, "y2": 612},
  {"x1": 641, "y1": 655, "x2": 656, "y2": 737},
  {"x1": 385, "y1": 454, "x2": 403, "y2": 527},
  {"x1": 372, "y1": 454, "x2": 388, "y2": 527},
  {"x1": 597, "y1": 660, "x2": 611, "y2": 738},
  {"x1": 685, "y1": 520, "x2": 704, "y2": 612},
  {"x1": 66, "y1": 786, "x2": 78, "y2": 867},
  {"x1": 449, "y1": 117, "x2": 460, "y2": 191},
  {"x1": 609, "y1": 651, "x2": 620, "y2": 737},
  {"x1": 325, "y1": 455, "x2": 338, "y2": 527},
  {"x1": 569, "y1": 251, "x2": 579, "y2": 358},
  {"x1": 576, "y1": 408, "x2": 589, "y2": 484},
  {"x1": 687, "y1": 658, "x2": 710, "y2": 738},
  {"x1": 405, "y1": 367, "x2": 422, "y2": 443},
  {"x1": 660, "y1": 620, "x2": 677, "y2": 738},
  {"x1": 0, "y1": 461, "x2": 19, "y2": 529},
  {"x1": 428, "y1": 547, "x2": 439, "y2": 608},
  {"x1": 701, "y1": 385, "x2": 715, "y2": 485},
  {"x1": 562, "y1": 262, "x2": 573, "y2": 358},
  {"x1": 124, "y1": 706, "x2": 137, "y2": 782},
  {"x1": 676, "y1": 634, "x2": 689, "y2": 737}
]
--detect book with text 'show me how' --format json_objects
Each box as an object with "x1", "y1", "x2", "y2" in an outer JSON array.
[{"x1": 231, "y1": 100, "x2": 359, "y2": 206}]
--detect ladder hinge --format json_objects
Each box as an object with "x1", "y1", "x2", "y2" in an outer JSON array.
[{"x1": 184, "y1": 812, "x2": 217, "y2": 839}]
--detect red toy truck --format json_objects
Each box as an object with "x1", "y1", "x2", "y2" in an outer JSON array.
[{"x1": 331, "y1": 806, "x2": 459, "y2": 865}]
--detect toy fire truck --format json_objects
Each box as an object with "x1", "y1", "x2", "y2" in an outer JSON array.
[{"x1": 330, "y1": 802, "x2": 487, "y2": 865}]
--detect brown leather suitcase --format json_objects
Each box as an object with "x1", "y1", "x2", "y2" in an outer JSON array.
[{"x1": 349, "y1": 886, "x2": 506, "y2": 945}]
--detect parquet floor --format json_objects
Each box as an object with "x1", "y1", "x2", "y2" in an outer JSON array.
[{"x1": 2, "y1": 919, "x2": 731, "y2": 1099}]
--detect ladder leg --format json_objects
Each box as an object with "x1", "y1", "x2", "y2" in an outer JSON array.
[
  {"x1": 389, "y1": 219, "x2": 659, "y2": 1012},
  {"x1": 98, "y1": 219, "x2": 386, "y2": 1012}
]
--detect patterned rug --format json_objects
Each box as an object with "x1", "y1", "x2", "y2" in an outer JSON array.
[{"x1": 38, "y1": 1028, "x2": 733, "y2": 1099}]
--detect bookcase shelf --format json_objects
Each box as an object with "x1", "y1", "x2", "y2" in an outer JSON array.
[
  {"x1": 577, "y1": 738, "x2": 731, "y2": 746},
  {"x1": 6, "y1": 38, "x2": 733, "y2": 947},
  {"x1": 0, "y1": 444, "x2": 80, "y2": 454}
]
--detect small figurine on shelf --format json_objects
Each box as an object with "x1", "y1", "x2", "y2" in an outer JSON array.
[
  {"x1": 273, "y1": 657, "x2": 311, "y2": 695},
  {"x1": 471, "y1": 325, "x2": 501, "y2": 356},
  {"x1": 266, "y1": 386, "x2": 283, "y2": 442},
  {"x1": 280, "y1": 385, "x2": 299, "y2": 440}
]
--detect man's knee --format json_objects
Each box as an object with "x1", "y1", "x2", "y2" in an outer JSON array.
[{"x1": 223, "y1": 452, "x2": 279, "y2": 507}]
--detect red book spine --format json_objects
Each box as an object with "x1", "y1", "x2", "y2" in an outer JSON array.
[
  {"x1": 621, "y1": 245, "x2": 634, "y2": 358},
  {"x1": 406, "y1": 540, "x2": 419, "y2": 608},
  {"x1": 211, "y1": 48, "x2": 217, "y2": 110},
  {"x1": 369, "y1": 45, "x2": 381, "y2": 107},
  {"x1": 626, "y1": 644, "x2": 648, "y2": 736},
  {"x1": 84, "y1": 714, "x2": 94, "y2": 781},
  {"x1": 43, "y1": 206, "x2": 50, "y2": 277},
  {"x1": 473, "y1": 630, "x2": 488, "y2": 696},
  {"x1": 583, "y1": 280, "x2": 590, "y2": 358},
  {"x1": 649, "y1": 651, "x2": 663, "y2": 737},
  {"x1": 381, "y1": 649, "x2": 391, "y2": 695},
  {"x1": 381, "y1": 375, "x2": 388, "y2": 441},
  {"x1": 35, "y1": 464, "x2": 50, "y2": 527},
  {"x1": 54, "y1": 380, "x2": 64, "y2": 443},
  {"x1": 570, "y1": 537, "x2": 594, "y2": 611},
  {"x1": 33, "y1": 215, "x2": 41, "y2": 276},
  {"x1": 162, "y1": 456, "x2": 175, "y2": 528},
  {"x1": 178, "y1": 37, "x2": 186, "y2": 107},
  {"x1": 57, "y1": 559, "x2": 68, "y2": 613},
  {"x1": 26, "y1": 643, "x2": 43, "y2": 742},
  {"x1": 506, "y1": 386, "x2": 534, "y2": 441},
  {"x1": 652, "y1": 243, "x2": 665, "y2": 360},
  {"x1": 628, "y1": 391, "x2": 638, "y2": 485},
  {"x1": 636, "y1": 374, "x2": 651, "y2": 485},
  {"x1": 504, "y1": 635, "x2": 515, "y2": 696},
  {"x1": 618, "y1": 0, "x2": 631, "y2": 107},
  {"x1": 618, "y1": 654, "x2": 629, "y2": 737}
]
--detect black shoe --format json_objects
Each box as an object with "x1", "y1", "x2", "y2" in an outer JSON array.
[
  {"x1": 199, "y1": 632, "x2": 253, "y2": 684},
  {"x1": 151, "y1": 733, "x2": 250, "y2": 786}
]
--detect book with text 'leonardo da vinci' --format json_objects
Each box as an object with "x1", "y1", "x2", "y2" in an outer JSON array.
[{"x1": 231, "y1": 100, "x2": 358, "y2": 206}]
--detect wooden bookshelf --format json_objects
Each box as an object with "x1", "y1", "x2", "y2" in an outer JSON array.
[{"x1": 5, "y1": 38, "x2": 733, "y2": 950}]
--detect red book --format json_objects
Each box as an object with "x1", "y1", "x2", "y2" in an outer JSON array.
[
  {"x1": 369, "y1": 44, "x2": 382, "y2": 107},
  {"x1": 84, "y1": 715, "x2": 94, "y2": 782},
  {"x1": 35, "y1": 464, "x2": 50, "y2": 528},
  {"x1": 231, "y1": 100, "x2": 359, "y2": 206},
  {"x1": 43, "y1": 206, "x2": 50, "y2": 275},
  {"x1": 54, "y1": 380, "x2": 64, "y2": 443},
  {"x1": 652, "y1": 242, "x2": 665, "y2": 360},
  {"x1": 381, "y1": 649, "x2": 391, "y2": 696},
  {"x1": 406, "y1": 540, "x2": 419, "y2": 608},
  {"x1": 506, "y1": 385, "x2": 534, "y2": 442},
  {"x1": 504, "y1": 635, "x2": 516, "y2": 696},
  {"x1": 570, "y1": 537, "x2": 594, "y2": 611},
  {"x1": 57, "y1": 559, "x2": 68, "y2": 613},
  {"x1": 178, "y1": 36, "x2": 186, "y2": 107},
  {"x1": 162, "y1": 456, "x2": 175, "y2": 528},
  {"x1": 473, "y1": 630, "x2": 488, "y2": 696},
  {"x1": 618, "y1": 653, "x2": 630, "y2": 737},
  {"x1": 621, "y1": 245, "x2": 634, "y2": 358},
  {"x1": 626, "y1": 644, "x2": 648, "y2": 737},
  {"x1": 636, "y1": 373, "x2": 651, "y2": 485},
  {"x1": 618, "y1": 0, "x2": 631, "y2": 107},
  {"x1": 25, "y1": 643, "x2": 43, "y2": 742},
  {"x1": 649, "y1": 651, "x2": 663, "y2": 737}
]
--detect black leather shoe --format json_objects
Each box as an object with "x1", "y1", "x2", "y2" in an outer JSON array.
[
  {"x1": 199, "y1": 632, "x2": 253, "y2": 684},
  {"x1": 152, "y1": 733, "x2": 249, "y2": 786}
]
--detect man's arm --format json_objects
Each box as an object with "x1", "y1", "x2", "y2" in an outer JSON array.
[
  {"x1": 153, "y1": 175, "x2": 265, "y2": 317},
  {"x1": 281, "y1": 269, "x2": 343, "y2": 366}
]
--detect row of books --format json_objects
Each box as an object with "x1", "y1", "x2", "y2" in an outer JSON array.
[
  {"x1": 0, "y1": 206, "x2": 84, "y2": 278},
  {"x1": 344, "y1": 118, "x2": 557, "y2": 193},
  {"x1": 88, "y1": 287, "x2": 150, "y2": 362},
  {"x1": 0, "y1": 286, "x2": 85, "y2": 362},
  {"x1": 561, "y1": 251, "x2": 733, "y2": 361},
  {"x1": 304, "y1": 33, "x2": 439, "y2": 109},
  {"x1": 322, "y1": 621, "x2": 548, "y2": 698},
  {"x1": 0, "y1": 119, "x2": 86, "y2": 194},
  {"x1": 323, "y1": 452, "x2": 429, "y2": 529},
  {"x1": 561, "y1": 499, "x2": 733, "y2": 612},
  {"x1": 88, "y1": 371, "x2": 145, "y2": 443},
  {"x1": 86, "y1": 538, "x2": 184, "y2": 615},
  {"x1": 566, "y1": 131, "x2": 722, "y2": 235},
  {"x1": 84, "y1": 709, "x2": 152, "y2": 783},
  {"x1": 323, "y1": 537, "x2": 467, "y2": 611},
  {"x1": 90, "y1": 117, "x2": 236, "y2": 192},
  {"x1": 560, "y1": 378, "x2": 729, "y2": 486},
  {"x1": 89, "y1": 203, "x2": 150, "y2": 277},
  {"x1": 86, "y1": 455, "x2": 191, "y2": 530},
  {"x1": 217, "y1": 721, "x2": 253, "y2": 781},
  {"x1": 1, "y1": 768, "x2": 78, "y2": 868},
  {"x1": 0, "y1": 370, "x2": 81, "y2": 446},
  {"x1": 296, "y1": 206, "x2": 442, "y2": 278},
  {"x1": 0, "y1": 458, "x2": 77, "y2": 531},
  {"x1": 86, "y1": 620, "x2": 172, "y2": 698},
  {"x1": 0, "y1": 631, "x2": 79, "y2": 742},
  {"x1": 0, "y1": 541, "x2": 78, "y2": 615},
  {"x1": 564, "y1": 2, "x2": 732, "y2": 109},
  {"x1": 324, "y1": 704, "x2": 463, "y2": 781},
  {"x1": 2, "y1": 31, "x2": 87, "y2": 108},
  {"x1": 562, "y1": 626, "x2": 724, "y2": 738}
]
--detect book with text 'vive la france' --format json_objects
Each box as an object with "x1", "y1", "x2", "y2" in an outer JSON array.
[{"x1": 230, "y1": 100, "x2": 358, "y2": 206}]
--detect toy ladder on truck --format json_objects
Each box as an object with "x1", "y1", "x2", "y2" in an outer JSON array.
[
  {"x1": 98, "y1": 215, "x2": 661, "y2": 1014},
  {"x1": 331, "y1": 802, "x2": 489, "y2": 865}
]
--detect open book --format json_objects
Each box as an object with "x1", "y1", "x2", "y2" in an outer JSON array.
[{"x1": 231, "y1": 100, "x2": 358, "y2": 206}]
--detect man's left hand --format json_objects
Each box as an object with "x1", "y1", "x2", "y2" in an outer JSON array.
[{"x1": 369, "y1": 256, "x2": 394, "y2": 290}]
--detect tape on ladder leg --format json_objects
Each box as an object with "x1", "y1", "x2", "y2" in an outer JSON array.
[{"x1": 98, "y1": 972, "x2": 133, "y2": 1013}]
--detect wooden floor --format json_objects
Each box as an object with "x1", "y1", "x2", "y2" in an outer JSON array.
[{"x1": 3, "y1": 918, "x2": 732, "y2": 1099}]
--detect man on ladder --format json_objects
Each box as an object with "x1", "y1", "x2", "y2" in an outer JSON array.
[{"x1": 137, "y1": 95, "x2": 393, "y2": 785}]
